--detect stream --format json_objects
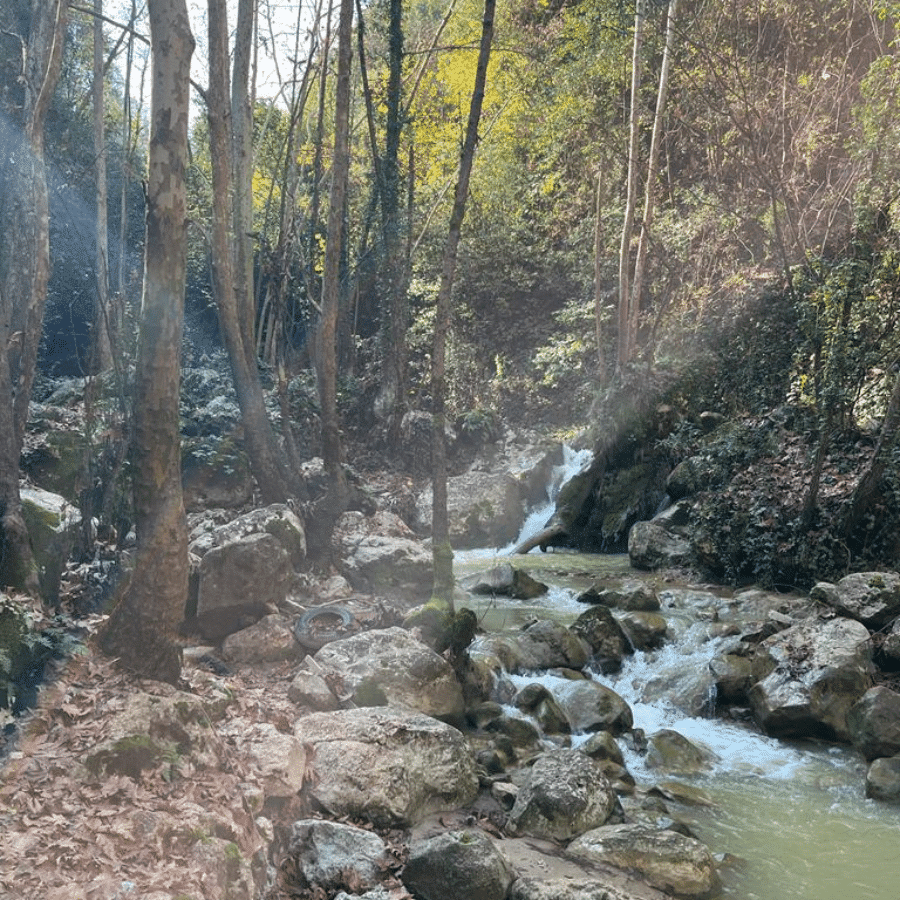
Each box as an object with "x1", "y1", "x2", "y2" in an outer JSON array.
[{"x1": 456, "y1": 447, "x2": 900, "y2": 900}]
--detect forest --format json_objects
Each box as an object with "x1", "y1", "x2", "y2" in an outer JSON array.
[{"x1": 2, "y1": 0, "x2": 900, "y2": 681}]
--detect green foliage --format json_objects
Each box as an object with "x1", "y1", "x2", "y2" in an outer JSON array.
[{"x1": 792, "y1": 236, "x2": 900, "y2": 427}]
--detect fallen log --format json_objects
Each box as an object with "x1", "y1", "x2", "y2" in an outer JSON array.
[{"x1": 513, "y1": 523, "x2": 566, "y2": 555}]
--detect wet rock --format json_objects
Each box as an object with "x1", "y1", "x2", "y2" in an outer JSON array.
[
  {"x1": 310, "y1": 626, "x2": 464, "y2": 723},
  {"x1": 513, "y1": 683, "x2": 571, "y2": 735},
  {"x1": 865, "y1": 756, "x2": 900, "y2": 802},
  {"x1": 577, "y1": 579, "x2": 661, "y2": 612},
  {"x1": 517, "y1": 619, "x2": 590, "y2": 670},
  {"x1": 708, "y1": 650, "x2": 756, "y2": 704},
  {"x1": 507, "y1": 748, "x2": 619, "y2": 840},
  {"x1": 332, "y1": 511, "x2": 432, "y2": 595},
  {"x1": 580, "y1": 730, "x2": 625, "y2": 767},
  {"x1": 401, "y1": 830, "x2": 513, "y2": 900},
  {"x1": 618, "y1": 611, "x2": 669, "y2": 651},
  {"x1": 292, "y1": 708, "x2": 478, "y2": 827},
  {"x1": 646, "y1": 729, "x2": 717, "y2": 775},
  {"x1": 880, "y1": 617, "x2": 900, "y2": 665},
  {"x1": 461, "y1": 562, "x2": 549, "y2": 600},
  {"x1": 847, "y1": 686, "x2": 900, "y2": 761},
  {"x1": 810, "y1": 573, "x2": 900, "y2": 629},
  {"x1": 748, "y1": 617, "x2": 873, "y2": 741},
  {"x1": 568, "y1": 824, "x2": 720, "y2": 898},
  {"x1": 554, "y1": 679, "x2": 634, "y2": 735},
  {"x1": 284, "y1": 819, "x2": 389, "y2": 895},
  {"x1": 569, "y1": 606, "x2": 631, "y2": 674}
]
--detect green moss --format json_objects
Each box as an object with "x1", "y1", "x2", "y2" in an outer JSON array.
[{"x1": 86, "y1": 733, "x2": 167, "y2": 779}]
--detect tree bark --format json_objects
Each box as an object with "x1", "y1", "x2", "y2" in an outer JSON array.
[
  {"x1": 309, "y1": 0, "x2": 354, "y2": 557},
  {"x1": 431, "y1": 0, "x2": 495, "y2": 602},
  {"x1": 0, "y1": 0, "x2": 68, "y2": 595},
  {"x1": 617, "y1": 0, "x2": 645, "y2": 371},
  {"x1": 92, "y1": 0, "x2": 113, "y2": 373},
  {"x1": 629, "y1": 0, "x2": 678, "y2": 351},
  {"x1": 206, "y1": 0, "x2": 302, "y2": 506},
  {"x1": 98, "y1": 0, "x2": 194, "y2": 684},
  {"x1": 380, "y1": 0, "x2": 409, "y2": 450},
  {"x1": 232, "y1": 0, "x2": 258, "y2": 363}
]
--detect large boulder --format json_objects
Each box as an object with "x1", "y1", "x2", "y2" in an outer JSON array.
[
  {"x1": 553, "y1": 679, "x2": 633, "y2": 735},
  {"x1": 461, "y1": 563, "x2": 548, "y2": 600},
  {"x1": 748, "y1": 617, "x2": 873, "y2": 741},
  {"x1": 17, "y1": 486, "x2": 81, "y2": 602},
  {"x1": 332, "y1": 511, "x2": 432, "y2": 595},
  {"x1": 292, "y1": 708, "x2": 478, "y2": 827},
  {"x1": 847, "y1": 686, "x2": 900, "y2": 761},
  {"x1": 188, "y1": 504, "x2": 306, "y2": 640},
  {"x1": 569, "y1": 606, "x2": 631, "y2": 674},
  {"x1": 401, "y1": 830, "x2": 514, "y2": 900},
  {"x1": 617, "y1": 611, "x2": 668, "y2": 651},
  {"x1": 515, "y1": 619, "x2": 590, "y2": 671},
  {"x1": 810, "y1": 572, "x2": 900, "y2": 629},
  {"x1": 310, "y1": 626, "x2": 465, "y2": 723},
  {"x1": 568, "y1": 824, "x2": 719, "y2": 898},
  {"x1": 193, "y1": 533, "x2": 292, "y2": 641},
  {"x1": 628, "y1": 516, "x2": 693, "y2": 571},
  {"x1": 645, "y1": 729, "x2": 717, "y2": 775},
  {"x1": 283, "y1": 819, "x2": 390, "y2": 896},
  {"x1": 507, "y1": 748, "x2": 619, "y2": 841},
  {"x1": 865, "y1": 756, "x2": 900, "y2": 802},
  {"x1": 416, "y1": 470, "x2": 525, "y2": 549}
]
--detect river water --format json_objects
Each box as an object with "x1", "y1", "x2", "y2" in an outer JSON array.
[{"x1": 456, "y1": 448, "x2": 900, "y2": 900}]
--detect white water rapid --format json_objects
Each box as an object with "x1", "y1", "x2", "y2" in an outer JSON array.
[{"x1": 457, "y1": 445, "x2": 900, "y2": 900}]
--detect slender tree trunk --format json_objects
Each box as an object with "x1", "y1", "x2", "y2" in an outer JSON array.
[
  {"x1": 318, "y1": 0, "x2": 353, "y2": 487},
  {"x1": 0, "y1": 0, "x2": 67, "y2": 595},
  {"x1": 232, "y1": 0, "x2": 258, "y2": 363},
  {"x1": 206, "y1": 0, "x2": 303, "y2": 506},
  {"x1": 92, "y1": 0, "x2": 113, "y2": 373},
  {"x1": 593, "y1": 169, "x2": 606, "y2": 372},
  {"x1": 381, "y1": 0, "x2": 408, "y2": 450},
  {"x1": 617, "y1": 0, "x2": 645, "y2": 371},
  {"x1": 431, "y1": 0, "x2": 495, "y2": 603},
  {"x1": 629, "y1": 0, "x2": 678, "y2": 349},
  {"x1": 305, "y1": 1, "x2": 333, "y2": 305},
  {"x1": 98, "y1": 0, "x2": 194, "y2": 684}
]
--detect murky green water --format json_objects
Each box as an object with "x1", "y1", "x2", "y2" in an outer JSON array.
[{"x1": 455, "y1": 548, "x2": 900, "y2": 900}]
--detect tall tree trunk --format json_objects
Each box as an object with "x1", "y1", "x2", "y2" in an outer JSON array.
[
  {"x1": 206, "y1": 0, "x2": 303, "y2": 507},
  {"x1": 92, "y1": 0, "x2": 113, "y2": 373},
  {"x1": 98, "y1": 0, "x2": 194, "y2": 684},
  {"x1": 431, "y1": 0, "x2": 495, "y2": 603},
  {"x1": 0, "y1": 0, "x2": 67, "y2": 595},
  {"x1": 629, "y1": 0, "x2": 678, "y2": 349},
  {"x1": 318, "y1": 0, "x2": 353, "y2": 496},
  {"x1": 380, "y1": 0, "x2": 408, "y2": 450},
  {"x1": 617, "y1": 0, "x2": 645, "y2": 371},
  {"x1": 232, "y1": 0, "x2": 258, "y2": 363}
]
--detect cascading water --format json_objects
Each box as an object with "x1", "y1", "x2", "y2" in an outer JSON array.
[{"x1": 458, "y1": 445, "x2": 900, "y2": 900}]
